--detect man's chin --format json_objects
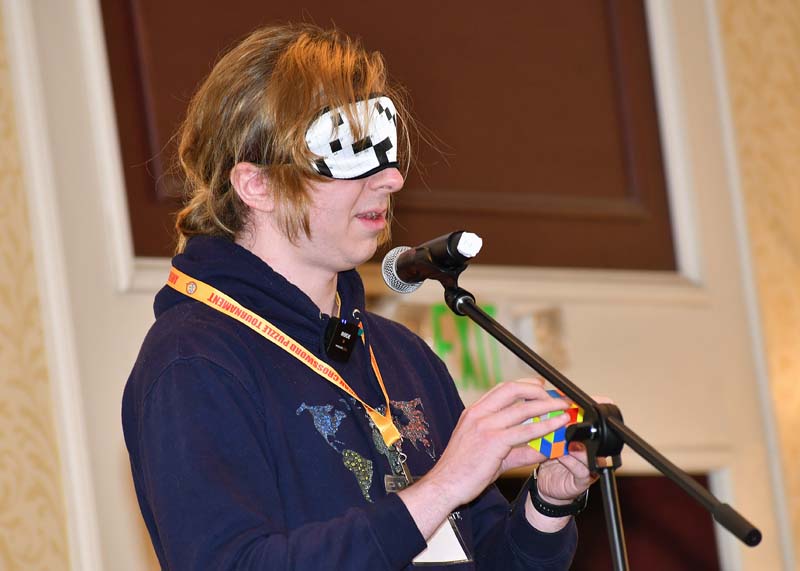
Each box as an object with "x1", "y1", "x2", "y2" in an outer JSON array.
[{"x1": 350, "y1": 244, "x2": 379, "y2": 270}]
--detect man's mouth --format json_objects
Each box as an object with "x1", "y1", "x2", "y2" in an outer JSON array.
[{"x1": 356, "y1": 210, "x2": 386, "y2": 221}]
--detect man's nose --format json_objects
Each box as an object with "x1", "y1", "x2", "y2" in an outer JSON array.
[{"x1": 368, "y1": 167, "x2": 404, "y2": 193}]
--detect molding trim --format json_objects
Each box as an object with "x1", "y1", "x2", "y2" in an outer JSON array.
[
  {"x1": 644, "y1": 0, "x2": 703, "y2": 283},
  {"x1": 133, "y1": 256, "x2": 710, "y2": 306},
  {"x1": 360, "y1": 262, "x2": 708, "y2": 307},
  {"x1": 704, "y1": 0, "x2": 795, "y2": 568},
  {"x1": 2, "y1": 1, "x2": 102, "y2": 570},
  {"x1": 709, "y1": 468, "x2": 743, "y2": 571},
  {"x1": 397, "y1": 189, "x2": 649, "y2": 219},
  {"x1": 75, "y1": 0, "x2": 136, "y2": 292},
  {"x1": 618, "y1": 446, "x2": 733, "y2": 476},
  {"x1": 130, "y1": 256, "x2": 174, "y2": 292}
]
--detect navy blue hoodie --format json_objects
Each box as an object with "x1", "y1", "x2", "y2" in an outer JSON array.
[{"x1": 122, "y1": 236, "x2": 577, "y2": 570}]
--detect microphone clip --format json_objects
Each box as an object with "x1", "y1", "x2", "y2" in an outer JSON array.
[{"x1": 324, "y1": 317, "x2": 360, "y2": 362}]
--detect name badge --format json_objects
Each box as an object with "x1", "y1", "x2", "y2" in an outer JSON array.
[
  {"x1": 384, "y1": 474, "x2": 410, "y2": 493},
  {"x1": 412, "y1": 514, "x2": 471, "y2": 566}
]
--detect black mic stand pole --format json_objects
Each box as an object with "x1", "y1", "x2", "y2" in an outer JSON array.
[{"x1": 438, "y1": 285, "x2": 762, "y2": 571}]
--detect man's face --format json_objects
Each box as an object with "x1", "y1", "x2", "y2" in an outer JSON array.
[{"x1": 294, "y1": 167, "x2": 404, "y2": 273}]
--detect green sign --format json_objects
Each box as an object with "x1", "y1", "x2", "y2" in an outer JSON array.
[{"x1": 430, "y1": 303, "x2": 503, "y2": 391}]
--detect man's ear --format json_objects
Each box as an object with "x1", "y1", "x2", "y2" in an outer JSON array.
[{"x1": 230, "y1": 162, "x2": 274, "y2": 212}]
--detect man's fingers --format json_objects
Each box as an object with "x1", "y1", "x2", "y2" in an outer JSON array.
[
  {"x1": 561, "y1": 440, "x2": 608, "y2": 476},
  {"x1": 555, "y1": 454, "x2": 594, "y2": 481},
  {"x1": 470, "y1": 379, "x2": 548, "y2": 413},
  {"x1": 502, "y1": 397, "x2": 571, "y2": 428},
  {"x1": 506, "y1": 413, "x2": 570, "y2": 447},
  {"x1": 504, "y1": 445, "x2": 544, "y2": 471}
]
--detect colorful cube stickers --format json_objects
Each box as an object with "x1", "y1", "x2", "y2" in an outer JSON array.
[{"x1": 526, "y1": 389, "x2": 584, "y2": 460}]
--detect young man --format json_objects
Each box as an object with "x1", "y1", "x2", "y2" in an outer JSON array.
[{"x1": 123, "y1": 23, "x2": 596, "y2": 570}]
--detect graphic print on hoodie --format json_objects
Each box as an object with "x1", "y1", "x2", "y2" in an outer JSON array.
[{"x1": 297, "y1": 397, "x2": 436, "y2": 502}]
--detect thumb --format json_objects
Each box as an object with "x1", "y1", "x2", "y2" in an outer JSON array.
[{"x1": 502, "y1": 446, "x2": 545, "y2": 473}]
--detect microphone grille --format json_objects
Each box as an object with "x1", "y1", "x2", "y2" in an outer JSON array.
[{"x1": 381, "y1": 246, "x2": 423, "y2": 294}]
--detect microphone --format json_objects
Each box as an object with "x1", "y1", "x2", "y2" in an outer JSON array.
[{"x1": 381, "y1": 231, "x2": 483, "y2": 293}]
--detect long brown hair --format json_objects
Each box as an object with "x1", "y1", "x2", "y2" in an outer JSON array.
[{"x1": 174, "y1": 23, "x2": 413, "y2": 253}]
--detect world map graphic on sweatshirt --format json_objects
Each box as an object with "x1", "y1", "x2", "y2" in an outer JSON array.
[{"x1": 296, "y1": 397, "x2": 434, "y2": 502}]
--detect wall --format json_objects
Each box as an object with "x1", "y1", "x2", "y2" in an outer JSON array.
[
  {"x1": 0, "y1": 12, "x2": 70, "y2": 571},
  {"x1": 719, "y1": 0, "x2": 800, "y2": 561}
]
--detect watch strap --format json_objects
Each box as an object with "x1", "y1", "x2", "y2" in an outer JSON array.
[{"x1": 528, "y1": 469, "x2": 589, "y2": 518}]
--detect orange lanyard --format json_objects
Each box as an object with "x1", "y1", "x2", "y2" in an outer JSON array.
[{"x1": 166, "y1": 267, "x2": 402, "y2": 447}]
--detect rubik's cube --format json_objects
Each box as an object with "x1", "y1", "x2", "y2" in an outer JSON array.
[{"x1": 527, "y1": 389, "x2": 584, "y2": 460}]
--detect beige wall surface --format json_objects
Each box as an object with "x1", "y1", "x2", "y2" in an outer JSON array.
[
  {"x1": 719, "y1": 0, "x2": 800, "y2": 562},
  {"x1": 0, "y1": 13, "x2": 70, "y2": 571}
]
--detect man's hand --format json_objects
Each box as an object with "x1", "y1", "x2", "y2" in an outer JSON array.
[
  {"x1": 525, "y1": 396, "x2": 613, "y2": 532},
  {"x1": 398, "y1": 378, "x2": 571, "y2": 539}
]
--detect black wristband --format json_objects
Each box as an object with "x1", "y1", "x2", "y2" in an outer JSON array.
[{"x1": 528, "y1": 469, "x2": 589, "y2": 518}]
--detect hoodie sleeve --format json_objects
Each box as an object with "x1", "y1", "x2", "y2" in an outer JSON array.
[
  {"x1": 469, "y1": 485, "x2": 578, "y2": 570},
  {"x1": 136, "y1": 357, "x2": 425, "y2": 571}
]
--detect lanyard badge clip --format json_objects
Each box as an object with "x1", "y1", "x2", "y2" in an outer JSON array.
[{"x1": 384, "y1": 441, "x2": 413, "y2": 493}]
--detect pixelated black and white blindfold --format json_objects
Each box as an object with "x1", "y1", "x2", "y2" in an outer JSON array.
[{"x1": 305, "y1": 96, "x2": 398, "y2": 180}]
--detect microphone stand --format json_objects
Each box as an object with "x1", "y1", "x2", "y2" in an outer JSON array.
[{"x1": 433, "y1": 280, "x2": 761, "y2": 570}]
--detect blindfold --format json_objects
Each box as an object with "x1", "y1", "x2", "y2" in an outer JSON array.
[{"x1": 305, "y1": 96, "x2": 398, "y2": 180}]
